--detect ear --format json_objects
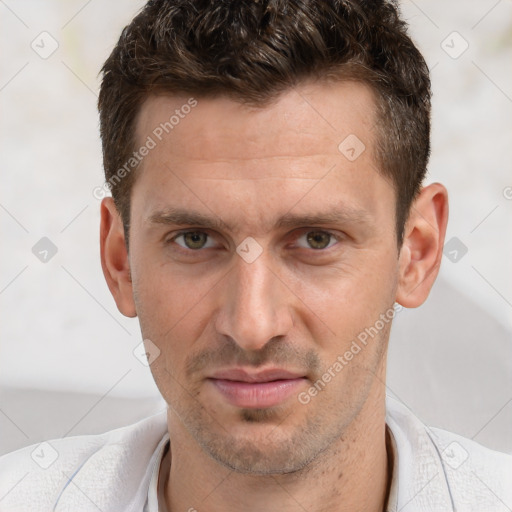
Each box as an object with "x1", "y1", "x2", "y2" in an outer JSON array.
[
  {"x1": 100, "y1": 197, "x2": 137, "y2": 317},
  {"x1": 395, "y1": 183, "x2": 449, "y2": 308}
]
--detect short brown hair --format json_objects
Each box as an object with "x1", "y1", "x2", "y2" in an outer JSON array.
[{"x1": 98, "y1": 0, "x2": 431, "y2": 247}]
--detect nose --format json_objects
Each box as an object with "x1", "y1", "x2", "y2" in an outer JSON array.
[{"x1": 214, "y1": 250, "x2": 294, "y2": 352}]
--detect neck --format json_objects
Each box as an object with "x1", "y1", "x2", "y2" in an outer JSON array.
[{"x1": 162, "y1": 389, "x2": 390, "y2": 512}]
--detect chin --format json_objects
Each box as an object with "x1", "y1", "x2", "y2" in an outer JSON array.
[
  {"x1": 192, "y1": 409, "x2": 332, "y2": 475},
  {"x1": 206, "y1": 439, "x2": 315, "y2": 475}
]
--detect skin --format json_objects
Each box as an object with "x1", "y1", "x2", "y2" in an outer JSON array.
[{"x1": 100, "y1": 80, "x2": 448, "y2": 512}]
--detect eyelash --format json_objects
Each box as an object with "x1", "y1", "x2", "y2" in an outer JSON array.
[{"x1": 167, "y1": 229, "x2": 342, "y2": 252}]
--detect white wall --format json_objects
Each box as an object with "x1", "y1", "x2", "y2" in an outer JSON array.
[{"x1": 1, "y1": 1, "x2": 511, "y2": 450}]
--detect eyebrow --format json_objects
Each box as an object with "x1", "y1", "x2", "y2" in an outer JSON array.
[
  {"x1": 149, "y1": 209, "x2": 230, "y2": 231},
  {"x1": 276, "y1": 208, "x2": 372, "y2": 229},
  {"x1": 147, "y1": 206, "x2": 372, "y2": 233}
]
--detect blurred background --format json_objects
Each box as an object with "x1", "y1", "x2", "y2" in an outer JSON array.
[{"x1": 1, "y1": 0, "x2": 511, "y2": 456}]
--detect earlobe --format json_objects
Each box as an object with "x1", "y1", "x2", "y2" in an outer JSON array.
[
  {"x1": 395, "y1": 183, "x2": 449, "y2": 308},
  {"x1": 100, "y1": 197, "x2": 137, "y2": 318}
]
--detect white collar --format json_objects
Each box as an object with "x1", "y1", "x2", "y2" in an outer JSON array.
[{"x1": 145, "y1": 433, "x2": 170, "y2": 512}]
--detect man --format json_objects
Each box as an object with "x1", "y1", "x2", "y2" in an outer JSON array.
[{"x1": 1, "y1": 0, "x2": 510, "y2": 511}]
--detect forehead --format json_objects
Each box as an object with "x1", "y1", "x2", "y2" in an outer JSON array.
[
  {"x1": 131, "y1": 81, "x2": 394, "y2": 237},
  {"x1": 135, "y1": 80, "x2": 378, "y2": 178}
]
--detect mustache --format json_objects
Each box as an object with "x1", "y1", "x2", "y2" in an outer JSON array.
[{"x1": 185, "y1": 337, "x2": 321, "y2": 378}]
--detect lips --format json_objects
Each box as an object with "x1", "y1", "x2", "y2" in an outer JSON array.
[
  {"x1": 208, "y1": 368, "x2": 307, "y2": 408},
  {"x1": 210, "y1": 368, "x2": 304, "y2": 383}
]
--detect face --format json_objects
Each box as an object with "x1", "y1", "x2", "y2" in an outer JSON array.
[{"x1": 126, "y1": 81, "x2": 402, "y2": 474}]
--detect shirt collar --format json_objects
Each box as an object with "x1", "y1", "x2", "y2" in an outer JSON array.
[
  {"x1": 385, "y1": 396, "x2": 454, "y2": 512},
  {"x1": 145, "y1": 433, "x2": 170, "y2": 512}
]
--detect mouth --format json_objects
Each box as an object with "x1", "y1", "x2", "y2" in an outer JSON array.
[{"x1": 207, "y1": 368, "x2": 307, "y2": 409}]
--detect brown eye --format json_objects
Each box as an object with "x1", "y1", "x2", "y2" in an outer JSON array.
[
  {"x1": 175, "y1": 231, "x2": 211, "y2": 250},
  {"x1": 306, "y1": 231, "x2": 334, "y2": 250}
]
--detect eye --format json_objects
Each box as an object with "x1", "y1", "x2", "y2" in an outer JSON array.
[
  {"x1": 172, "y1": 231, "x2": 217, "y2": 250},
  {"x1": 296, "y1": 230, "x2": 338, "y2": 250}
]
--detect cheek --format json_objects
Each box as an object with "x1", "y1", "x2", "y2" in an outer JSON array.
[
  {"x1": 281, "y1": 248, "x2": 398, "y2": 349},
  {"x1": 134, "y1": 276, "x2": 218, "y2": 404},
  {"x1": 132, "y1": 262, "x2": 221, "y2": 367}
]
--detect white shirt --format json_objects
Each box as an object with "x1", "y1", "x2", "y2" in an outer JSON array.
[
  {"x1": 144, "y1": 433, "x2": 169, "y2": 512},
  {"x1": 1, "y1": 396, "x2": 510, "y2": 511}
]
